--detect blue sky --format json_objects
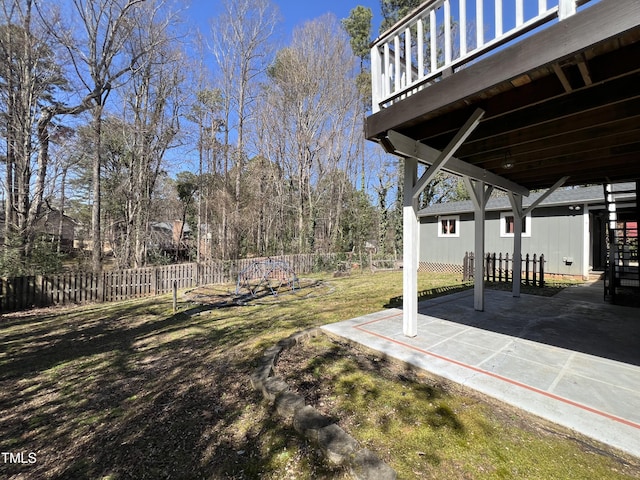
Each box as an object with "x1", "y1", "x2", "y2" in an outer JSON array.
[{"x1": 185, "y1": 0, "x2": 383, "y2": 43}]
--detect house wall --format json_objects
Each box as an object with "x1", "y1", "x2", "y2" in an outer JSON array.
[
  {"x1": 419, "y1": 206, "x2": 587, "y2": 276},
  {"x1": 1, "y1": 211, "x2": 77, "y2": 249},
  {"x1": 39, "y1": 213, "x2": 76, "y2": 244}
]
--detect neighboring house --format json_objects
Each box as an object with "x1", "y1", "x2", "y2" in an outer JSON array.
[
  {"x1": 35, "y1": 210, "x2": 79, "y2": 252},
  {"x1": 418, "y1": 183, "x2": 637, "y2": 279},
  {"x1": 150, "y1": 220, "x2": 192, "y2": 258},
  {"x1": 72, "y1": 220, "x2": 192, "y2": 257},
  {"x1": 0, "y1": 207, "x2": 79, "y2": 252}
]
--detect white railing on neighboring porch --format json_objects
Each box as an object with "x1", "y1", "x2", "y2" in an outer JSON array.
[{"x1": 371, "y1": 0, "x2": 594, "y2": 113}]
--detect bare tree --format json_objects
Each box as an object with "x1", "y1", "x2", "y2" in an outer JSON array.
[
  {"x1": 209, "y1": 0, "x2": 278, "y2": 259},
  {"x1": 251, "y1": 98, "x2": 292, "y2": 255},
  {"x1": 259, "y1": 14, "x2": 362, "y2": 253},
  {"x1": 120, "y1": 21, "x2": 185, "y2": 267},
  {"x1": 39, "y1": 0, "x2": 167, "y2": 273},
  {"x1": 185, "y1": 34, "x2": 224, "y2": 263}
]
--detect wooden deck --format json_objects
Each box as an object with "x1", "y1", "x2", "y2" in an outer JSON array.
[{"x1": 366, "y1": 0, "x2": 640, "y2": 190}]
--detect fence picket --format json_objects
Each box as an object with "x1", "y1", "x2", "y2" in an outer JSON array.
[{"x1": 463, "y1": 251, "x2": 545, "y2": 287}]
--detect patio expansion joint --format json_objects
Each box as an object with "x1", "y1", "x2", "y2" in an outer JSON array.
[
  {"x1": 551, "y1": 359, "x2": 640, "y2": 396},
  {"x1": 475, "y1": 339, "x2": 516, "y2": 369},
  {"x1": 423, "y1": 325, "x2": 474, "y2": 351},
  {"x1": 547, "y1": 351, "x2": 577, "y2": 394}
]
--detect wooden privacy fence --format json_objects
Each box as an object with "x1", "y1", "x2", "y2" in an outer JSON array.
[
  {"x1": 463, "y1": 252, "x2": 545, "y2": 287},
  {"x1": 0, "y1": 253, "x2": 337, "y2": 313}
]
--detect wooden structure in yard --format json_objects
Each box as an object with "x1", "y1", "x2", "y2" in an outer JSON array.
[
  {"x1": 366, "y1": 0, "x2": 640, "y2": 336},
  {"x1": 235, "y1": 258, "x2": 300, "y2": 297}
]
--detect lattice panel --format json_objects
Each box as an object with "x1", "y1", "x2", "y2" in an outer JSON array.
[{"x1": 418, "y1": 262, "x2": 463, "y2": 274}]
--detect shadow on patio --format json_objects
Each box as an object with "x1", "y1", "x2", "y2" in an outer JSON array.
[{"x1": 416, "y1": 281, "x2": 640, "y2": 367}]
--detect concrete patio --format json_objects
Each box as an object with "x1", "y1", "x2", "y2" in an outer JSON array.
[{"x1": 322, "y1": 281, "x2": 640, "y2": 458}]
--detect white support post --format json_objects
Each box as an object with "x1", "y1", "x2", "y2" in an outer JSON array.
[
  {"x1": 539, "y1": 0, "x2": 547, "y2": 15},
  {"x1": 559, "y1": 0, "x2": 577, "y2": 20},
  {"x1": 417, "y1": 18, "x2": 424, "y2": 77},
  {"x1": 459, "y1": 0, "x2": 467, "y2": 56},
  {"x1": 516, "y1": 0, "x2": 524, "y2": 27},
  {"x1": 403, "y1": 157, "x2": 419, "y2": 337},
  {"x1": 476, "y1": 0, "x2": 484, "y2": 48},
  {"x1": 465, "y1": 178, "x2": 493, "y2": 311},
  {"x1": 582, "y1": 204, "x2": 590, "y2": 280},
  {"x1": 495, "y1": 0, "x2": 503, "y2": 37},
  {"x1": 430, "y1": 9, "x2": 437, "y2": 73},
  {"x1": 371, "y1": 46, "x2": 382, "y2": 113},
  {"x1": 405, "y1": 26, "x2": 412, "y2": 87},
  {"x1": 444, "y1": 0, "x2": 452, "y2": 65},
  {"x1": 395, "y1": 109, "x2": 485, "y2": 334},
  {"x1": 394, "y1": 36, "x2": 401, "y2": 93},
  {"x1": 509, "y1": 193, "x2": 524, "y2": 297}
]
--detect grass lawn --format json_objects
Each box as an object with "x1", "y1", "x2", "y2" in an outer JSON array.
[{"x1": 0, "y1": 271, "x2": 638, "y2": 479}]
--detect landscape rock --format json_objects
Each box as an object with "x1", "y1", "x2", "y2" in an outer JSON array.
[
  {"x1": 261, "y1": 376, "x2": 289, "y2": 401},
  {"x1": 350, "y1": 448, "x2": 397, "y2": 480},
  {"x1": 293, "y1": 405, "x2": 334, "y2": 442},
  {"x1": 275, "y1": 391, "x2": 305, "y2": 419},
  {"x1": 317, "y1": 423, "x2": 359, "y2": 465}
]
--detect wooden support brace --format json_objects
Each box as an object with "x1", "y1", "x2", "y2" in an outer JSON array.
[
  {"x1": 552, "y1": 63, "x2": 572, "y2": 93},
  {"x1": 522, "y1": 176, "x2": 570, "y2": 217},
  {"x1": 412, "y1": 109, "x2": 485, "y2": 200},
  {"x1": 386, "y1": 130, "x2": 529, "y2": 197}
]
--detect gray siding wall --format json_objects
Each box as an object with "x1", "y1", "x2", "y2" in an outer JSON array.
[
  {"x1": 420, "y1": 212, "x2": 475, "y2": 265},
  {"x1": 419, "y1": 207, "x2": 586, "y2": 275}
]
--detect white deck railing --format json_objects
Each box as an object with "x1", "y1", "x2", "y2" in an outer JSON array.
[{"x1": 371, "y1": 0, "x2": 594, "y2": 113}]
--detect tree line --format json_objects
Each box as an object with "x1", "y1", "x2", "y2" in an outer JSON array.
[{"x1": 0, "y1": 0, "x2": 465, "y2": 277}]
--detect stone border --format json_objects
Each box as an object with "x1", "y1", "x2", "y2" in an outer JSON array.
[{"x1": 250, "y1": 329, "x2": 397, "y2": 480}]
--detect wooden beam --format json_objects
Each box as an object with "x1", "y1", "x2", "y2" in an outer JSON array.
[
  {"x1": 578, "y1": 58, "x2": 593, "y2": 86},
  {"x1": 501, "y1": 147, "x2": 640, "y2": 183},
  {"x1": 457, "y1": 114, "x2": 640, "y2": 165},
  {"x1": 455, "y1": 72, "x2": 640, "y2": 151},
  {"x1": 412, "y1": 62, "x2": 640, "y2": 151},
  {"x1": 462, "y1": 128, "x2": 640, "y2": 172},
  {"x1": 553, "y1": 63, "x2": 573, "y2": 93},
  {"x1": 387, "y1": 130, "x2": 529, "y2": 196},
  {"x1": 403, "y1": 74, "x2": 565, "y2": 143},
  {"x1": 507, "y1": 155, "x2": 640, "y2": 188},
  {"x1": 464, "y1": 178, "x2": 493, "y2": 311},
  {"x1": 412, "y1": 109, "x2": 485, "y2": 200},
  {"x1": 522, "y1": 176, "x2": 570, "y2": 216},
  {"x1": 464, "y1": 177, "x2": 493, "y2": 211},
  {"x1": 507, "y1": 193, "x2": 523, "y2": 298}
]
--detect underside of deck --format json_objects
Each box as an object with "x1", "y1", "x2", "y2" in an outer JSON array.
[{"x1": 366, "y1": 0, "x2": 640, "y2": 190}]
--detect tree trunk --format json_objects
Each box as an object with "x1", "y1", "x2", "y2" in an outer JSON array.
[
  {"x1": 91, "y1": 105, "x2": 104, "y2": 274},
  {"x1": 3, "y1": 146, "x2": 15, "y2": 248},
  {"x1": 57, "y1": 167, "x2": 69, "y2": 254}
]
